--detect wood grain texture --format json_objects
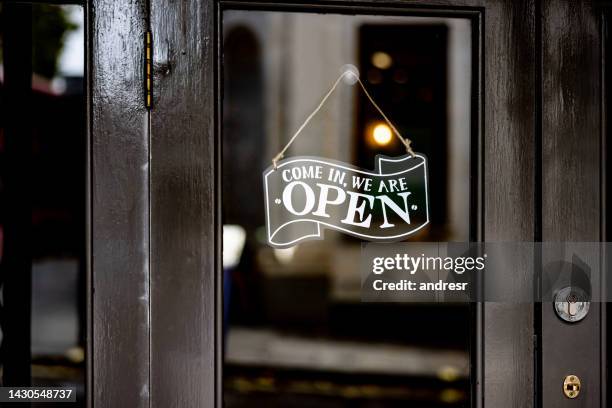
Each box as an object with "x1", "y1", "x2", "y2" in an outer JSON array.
[
  {"x1": 542, "y1": 1, "x2": 602, "y2": 407},
  {"x1": 146, "y1": 1, "x2": 540, "y2": 407},
  {"x1": 482, "y1": 1, "x2": 536, "y2": 407},
  {"x1": 149, "y1": 0, "x2": 217, "y2": 407},
  {"x1": 91, "y1": 0, "x2": 150, "y2": 406}
]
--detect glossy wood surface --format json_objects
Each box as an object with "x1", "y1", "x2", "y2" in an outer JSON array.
[{"x1": 91, "y1": 0, "x2": 150, "y2": 406}]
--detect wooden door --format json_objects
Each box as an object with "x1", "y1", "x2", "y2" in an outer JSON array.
[{"x1": 91, "y1": 0, "x2": 606, "y2": 407}]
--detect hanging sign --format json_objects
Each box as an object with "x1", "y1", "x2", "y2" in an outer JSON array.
[
  {"x1": 264, "y1": 154, "x2": 429, "y2": 248},
  {"x1": 263, "y1": 68, "x2": 430, "y2": 248}
]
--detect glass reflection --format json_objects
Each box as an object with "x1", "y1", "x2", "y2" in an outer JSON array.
[
  {"x1": 0, "y1": 3, "x2": 86, "y2": 404},
  {"x1": 223, "y1": 11, "x2": 472, "y2": 407}
]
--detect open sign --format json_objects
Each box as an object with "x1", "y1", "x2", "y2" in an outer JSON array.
[{"x1": 263, "y1": 154, "x2": 430, "y2": 248}]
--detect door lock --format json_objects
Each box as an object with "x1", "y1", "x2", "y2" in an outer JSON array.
[
  {"x1": 563, "y1": 375, "x2": 581, "y2": 399},
  {"x1": 553, "y1": 286, "x2": 589, "y2": 323}
]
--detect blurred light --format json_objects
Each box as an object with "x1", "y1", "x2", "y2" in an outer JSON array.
[
  {"x1": 223, "y1": 225, "x2": 246, "y2": 269},
  {"x1": 273, "y1": 246, "x2": 297, "y2": 264},
  {"x1": 313, "y1": 381, "x2": 334, "y2": 393},
  {"x1": 341, "y1": 385, "x2": 361, "y2": 398},
  {"x1": 51, "y1": 77, "x2": 67, "y2": 94},
  {"x1": 371, "y1": 51, "x2": 393, "y2": 70},
  {"x1": 439, "y1": 388, "x2": 463, "y2": 404},
  {"x1": 372, "y1": 123, "x2": 393, "y2": 146},
  {"x1": 437, "y1": 365, "x2": 460, "y2": 382},
  {"x1": 65, "y1": 346, "x2": 85, "y2": 363},
  {"x1": 233, "y1": 377, "x2": 255, "y2": 393},
  {"x1": 58, "y1": 6, "x2": 85, "y2": 76},
  {"x1": 256, "y1": 376, "x2": 275, "y2": 390}
]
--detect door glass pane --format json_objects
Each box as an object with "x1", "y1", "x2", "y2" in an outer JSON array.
[
  {"x1": 223, "y1": 11, "x2": 472, "y2": 407},
  {"x1": 0, "y1": 3, "x2": 86, "y2": 404}
]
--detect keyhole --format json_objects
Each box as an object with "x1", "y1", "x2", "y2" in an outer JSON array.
[
  {"x1": 567, "y1": 293, "x2": 578, "y2": 317},
  {"x1": 554, "y1": 287, "x2": 590, "y2": 323}
]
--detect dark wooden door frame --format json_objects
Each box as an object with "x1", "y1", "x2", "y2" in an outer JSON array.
[
  {"x1": 90, "y1": 0, "x2": 150, "y2": 407},
  {"x1": 90, "y1": 0, "x2": 605, "y2": 407},
  {"x1": 540, "y1": 2, "x2": 605, "y2": 407}
]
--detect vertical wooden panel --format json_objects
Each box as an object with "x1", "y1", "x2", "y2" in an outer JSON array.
[
  {"x1": 542, "y1": 1, "x2": 602, "y2": 407},
  {"x1": 483, "y1": 0, "x2": 536, "y2": 407},
  {"x1": 91, "y1": 0, "x2": 150, "y2": 406},
  {"x1": 149, "y1": 0, "x2": 216, "y2": 407}
]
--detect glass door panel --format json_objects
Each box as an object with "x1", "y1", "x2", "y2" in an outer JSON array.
[{"x1": 222, "y1": 10, "x2": 473, "y2": 407}]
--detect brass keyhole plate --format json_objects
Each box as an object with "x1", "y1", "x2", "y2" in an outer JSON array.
[{"x1": 563, "y1": 375, "x2": 581, "y2": 399}]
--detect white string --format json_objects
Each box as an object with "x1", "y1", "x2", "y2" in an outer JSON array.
[{"x1": 272, "y1": 70, "x2": 415, "y2": 170}]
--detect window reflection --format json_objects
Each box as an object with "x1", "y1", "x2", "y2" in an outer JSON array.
[
  {"x1": 223, "y1": 11, "x2": 472, "y2": 407},
  {"x1": 0, "y1": 3, "x2": 86, "y2": 404}
]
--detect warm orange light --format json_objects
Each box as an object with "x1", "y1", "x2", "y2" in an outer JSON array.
[
  {"x1": 372, "y1": 123, "x2": 393, "y2": 146},
  {"x1": 371, "y1": 51, "x2": 393, "y2": 70}
]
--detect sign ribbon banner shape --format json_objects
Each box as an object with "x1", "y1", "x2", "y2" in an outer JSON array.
[{"x1": 263, "y1": 154, "x2": 429, "y2": 248}]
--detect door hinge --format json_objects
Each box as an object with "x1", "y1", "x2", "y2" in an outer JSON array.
[{"x1": 145, "y1": 31, "x2": 153, "y2": 109}]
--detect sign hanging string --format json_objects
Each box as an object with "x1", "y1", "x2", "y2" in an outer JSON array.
[{"x1": 272, "y1": 70, "x2": 416, "y2": 170}]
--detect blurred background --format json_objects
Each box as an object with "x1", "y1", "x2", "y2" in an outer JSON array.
[
  {"x1": 0, "y1": 3, "x2": 86, "y2": 405},
  {"x1": 223, "y1": 11, "x2": 473, "y2": 408}
]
